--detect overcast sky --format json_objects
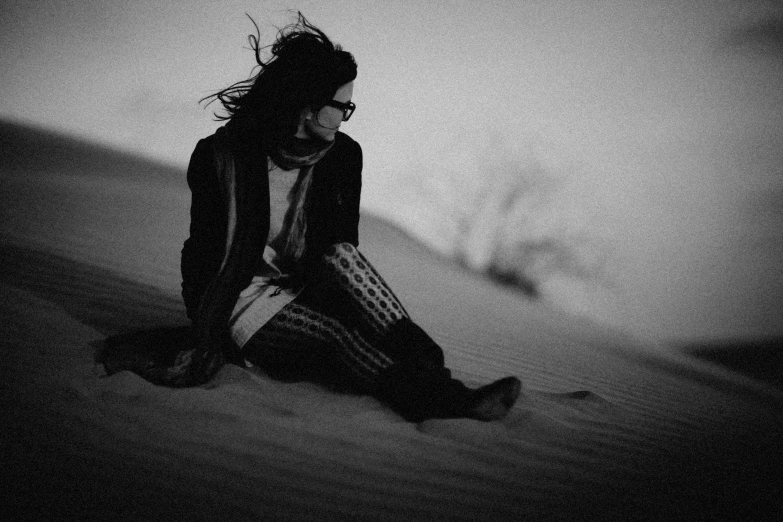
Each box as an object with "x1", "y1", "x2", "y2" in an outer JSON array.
[{"x1": 2, "y1": 0, "x2": 782, "y2": 341}]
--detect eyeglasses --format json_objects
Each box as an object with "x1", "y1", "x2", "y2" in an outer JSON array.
[{"x1": 325, "y1": 100, "x2": 356, "y2": 122}]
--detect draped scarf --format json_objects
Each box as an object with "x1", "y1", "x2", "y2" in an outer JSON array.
[
  {"x1": 269, "y1": 134, "x2": 335, "y2": 171},
  {"x1": 270, "y1": 134, "x2": 334, "y2": 262}
]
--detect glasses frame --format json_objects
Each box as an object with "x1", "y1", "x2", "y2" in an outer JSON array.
[{"x1": 325, "y1": 100, "x2": 356, "y2": 122}]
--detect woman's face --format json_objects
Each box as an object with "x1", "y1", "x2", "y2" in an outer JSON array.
[{"x1": 297, "y1": 81, "x2": 354, "y2": 142}]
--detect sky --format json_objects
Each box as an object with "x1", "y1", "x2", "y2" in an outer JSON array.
[{"x1": 2, "y1": 0, "x2": 782, "y2": 342}]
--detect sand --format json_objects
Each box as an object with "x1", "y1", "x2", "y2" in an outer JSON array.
[{"x1": 2, "y1": 122, "x2": 781, "y2": 521}]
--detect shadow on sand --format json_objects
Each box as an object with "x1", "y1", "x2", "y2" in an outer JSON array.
[
  {"x1": 687, "y1": 338, "x2": 783, "y2": 390},
  {"x1": 0, "y1": 242, "x2": 194, "y2": 381},
  {"x1": 0, "y1": 242, "x2": 186, "y2": 335}
]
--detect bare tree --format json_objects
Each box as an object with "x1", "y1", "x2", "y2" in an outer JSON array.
[{"x1": 406, "y1": 144, "x2": 609, "y2": 298}]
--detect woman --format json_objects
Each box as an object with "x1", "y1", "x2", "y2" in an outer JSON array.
[{"x1": 118, "y1": 13, "x2": 520, "y2": 422}]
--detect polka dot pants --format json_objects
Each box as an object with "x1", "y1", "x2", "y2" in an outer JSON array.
[{"x1": 242, "y1": 243, "x2": 414, "y2": 389}]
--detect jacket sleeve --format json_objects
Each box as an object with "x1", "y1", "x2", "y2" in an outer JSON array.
[
  {"x1": 334, "y1": 138, "x2": 363, "y2": 247},
  {"x1": 300, "y1": 136, "x2": 363, "y2": 282},
  {"x1": 180, "y1": 137, "x2": 227, "y2": 321}
]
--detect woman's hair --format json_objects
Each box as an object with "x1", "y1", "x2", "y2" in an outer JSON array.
[{"x1": 202, "y1": 12, "x2": 357, "y2": 151}]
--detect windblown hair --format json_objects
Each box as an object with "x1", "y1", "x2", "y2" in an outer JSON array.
[
  {"x1": 201, "y1": 12, "x2": 356, "y2": 275},
  {"x1": 202, "y1": 12, "x2": 357, "y2": 153}
]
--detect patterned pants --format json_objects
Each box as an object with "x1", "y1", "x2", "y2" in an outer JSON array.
[{"x1": 241, "y1": 243, "x2": 433, "y2": 392}]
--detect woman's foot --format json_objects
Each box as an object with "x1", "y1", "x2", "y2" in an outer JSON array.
[
  {"x1": 466, "y1": 376, "x2": 522, "y2": 421},
  {"x1": 375, "y1": 357, "x2": 522, "y2": 422}
]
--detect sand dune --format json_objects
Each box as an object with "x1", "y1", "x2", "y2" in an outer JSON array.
[{"x1": 2, "y1": 121, "x2": 781, "y2": 520}]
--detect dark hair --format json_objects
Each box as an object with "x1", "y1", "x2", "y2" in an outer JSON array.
[{"x1": 202, "y1": 12, "x2": 357, "y2": 151}]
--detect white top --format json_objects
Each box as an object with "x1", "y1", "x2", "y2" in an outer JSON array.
[{"x1": 228, "y1": 159, "x2": 306, "y2": 348}]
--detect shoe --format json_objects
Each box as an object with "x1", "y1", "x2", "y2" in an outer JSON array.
[{"x1": 466, "y1": 376, "x2": 522, "y2": 421}]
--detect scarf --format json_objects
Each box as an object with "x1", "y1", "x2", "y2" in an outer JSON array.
[
  {"x1": 269, "y1": 135, "x2": 335, "y2": 170},
  {"x1": 270, "y1": 135, "x2": 334, "y2": 262}
]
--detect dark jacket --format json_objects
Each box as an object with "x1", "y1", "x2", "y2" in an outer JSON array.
[{"x1": 180, "y1": 128, "x2": 363, "y2": 322}]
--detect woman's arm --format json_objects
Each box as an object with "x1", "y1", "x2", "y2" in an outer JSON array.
[
  {"x1": 180, "y1": 137, "x2": 227, "y2": 321},
  {"x1": 333, "y1": 137, "x2": 363, "y2": 247},
  {"x1": 300, "y1": 134, "x2": 363, "y2": 281}
]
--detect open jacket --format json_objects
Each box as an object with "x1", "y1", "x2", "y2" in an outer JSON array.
[{"x1": 175, "y1": 123, "x2": 362, "y2": 385}]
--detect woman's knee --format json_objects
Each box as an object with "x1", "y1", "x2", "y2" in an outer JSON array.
[
  {"x1": 325, "y1": 242, "x2": 359, "y2": 259},
  {"x1": 323, "y1": 242, "x2": 365, "y2": 272}
]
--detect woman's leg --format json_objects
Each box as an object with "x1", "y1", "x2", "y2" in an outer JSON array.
[
  {"x1": 242, "y1": 243, "x2": 520, "y2": 421},
  {"x1": 242, "y1": 243, "x2": 406, "y2": 389}
]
